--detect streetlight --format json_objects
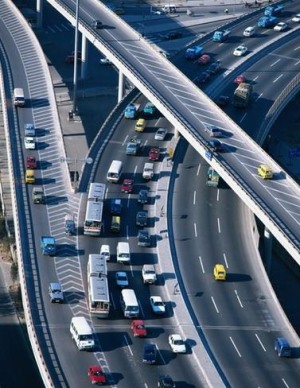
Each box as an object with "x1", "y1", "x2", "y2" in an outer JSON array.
[
  {"x1": 60, "y1": 157, "x2": 93, "y2": 193},
  {"x1": 71, "y1": 0, "x2": 80, "y2": 117}
]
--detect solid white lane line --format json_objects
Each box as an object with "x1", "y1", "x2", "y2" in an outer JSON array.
[
  {"x1": 255, "y1": 334, "x2": 266, "y2": 352},
  {"x1": 229, "y1": 337, "x2": 242, "y2": 357},
  {"x1": 211, "y1": 296, "x2": 219, "y2": 313},
  {"x1": 235, "y1": 290, "x2": 244, "y2": 308},
  {"x1": 123, "y1": 335, "x2": 133, "y2": 356},
  {"x1": 199, "y1": 256, "x2": 205, "y2": 273}
]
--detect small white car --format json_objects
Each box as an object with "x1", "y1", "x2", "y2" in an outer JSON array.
[
  {"x1": 168, "y1": 334, "x2": 187, "y2": 353},
  {"x1": 233, "y1": 45, "x2": 247, "y2": 57},
  {"x1": 155, "y1": 127, "x2": 168, "y2": 141},
  {"x1": 24, "y1": 123, "x2": 35, "y2": 136},
  {"x1": 100, "y1": 57, "x2": 112, "y2": 65},
  {"x1": 150, "y1": 296, "x2": 165, "y2": 315},
  {"x1": 24, "y1": 136, "x2": 35, "y2": 150},
  {"x1": 243, "y1": 26, "x2": 255, "y2": 37},
  {"x1": 274, "y1": 22, "x2": 288, "y2": 32},
  {"x1": 115, "y1": 271, "x2": 129, "y2": 288},
  {"x1": 292, "y1": 14, "x2": 300, "y2": 23}
]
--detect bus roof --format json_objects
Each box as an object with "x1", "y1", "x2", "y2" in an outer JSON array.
[
  {"x1": 88, "y1": 254, "x2": 107, "y2": 277},
  {"x1": 88, "y1": 182, "x2": 106, "y2": 202},
  {"x1": 85, "y1": 201, "x2": 103, "y2": 222},
  {"x1": 89, "y1": 277, "x2": 109, "y2": 303}
]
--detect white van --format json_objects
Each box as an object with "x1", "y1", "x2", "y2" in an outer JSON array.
[
  {"x1": 117, "y1": 242, "x2": 130, "y2": 264},
  {"x1": 100, "y1": 244, "x2": 110, "y2": 261},
  {"x1": 120, "y1": 289, "x2": 139, "y2": 318},
  {"x1": 107, "y1": 160, "x2": 123, "y2": 183},
  {"x1": 13, "y1": 88, "x2": 25, "y2": 107},
  {"x1": 70, "y1": 316, "x2": 95, "y2": 350}
]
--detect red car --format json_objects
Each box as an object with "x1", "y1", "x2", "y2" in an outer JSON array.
[
  {"x1": 234, "y1": 74, "x2": 246, "y2": 85},
  {"x1": 121, "y1": 179, "x2": 133, "y2": 193},
  {"x1": 148, "y1": 147, "x2": 160, "y2": 161},
  {"x1": 26, "y1": 156, "x2": 37, "y2": 169},
  {"x1": 88, "y1": 365, "x2": 106, "y2": 385},
  {"x1": 198, "y1": 54, "x2": 211, "y2": 65},
  {"x1": 131, "y1": 320, "x2": 147, "y2": 337}
]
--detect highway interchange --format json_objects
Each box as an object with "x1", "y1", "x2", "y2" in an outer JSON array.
[{"x1": 1, "y1": 0, "x2": 300, "y2": 387}]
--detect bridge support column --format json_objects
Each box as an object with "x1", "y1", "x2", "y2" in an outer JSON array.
[
  {"x1": 36, "y1": 0, "x2": 43, "y2": 29},
  {"x1": 118, "y1": 71, "x2": 125, "y2": 102},
  {"x1": 264, "y1": 226, "x2": 273, "y2": 274},
  {"x1": 81, "y1": 35, "x2": 88, "y2": 80}
]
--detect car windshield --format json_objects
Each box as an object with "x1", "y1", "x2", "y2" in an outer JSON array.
[{"x1": 174, "y1": 339, "x2": 184, "y2": 345}]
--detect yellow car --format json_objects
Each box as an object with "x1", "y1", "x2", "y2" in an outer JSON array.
[
  {"x1": 25, "y1": 169, "x2": 35, "y2": 184},
  {"x1": 214, "y1": 264, "x2": 226, "y2": 281},
  {"x1": 135, "y1": 118, "x2": 146, "y2": 132},
  {"x1": 258, "y1": 164, "x2": 273, "y2": 179},
  {"x1": 111, "y1": 216, "x2": 121, "y2": 233}
]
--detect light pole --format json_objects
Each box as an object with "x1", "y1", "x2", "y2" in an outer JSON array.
[
  {"x1": 60, "y1": 157, "x2": 93, "y2": 193},
  {"x1": 72, "y1": 0, "x2": 80, "y2": 116}
]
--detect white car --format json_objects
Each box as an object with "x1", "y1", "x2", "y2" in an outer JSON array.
[
  {"x1": 274, "y1": 22, "x2": 288, "y2": 32},
  {"x1": 24, "y1": 123, "x2": 35, "y2": 136},
  {"x1": 100, "y1": 57, "x2": 112, "y2": 65},
  {"x1": 115, "y1": 271, "x2": 129, "y2": 288},
  {"x1": 24, "y1": 136, "x2": 35, "y2": 150},
  {"x1": 243, "y1": 26, "x2": 255, "y2": 37},
  {"x1": 155, "y1": 127, "x2": 168, "y2": 141},
  {"x1": 233, "y1": 45, "x2": 247, "y2": 57},
  {"x1": 292, "y1": 14, "x2": 300, "y2": 23},
  {"x1": 150, "y1": 296, "x2": 165, "y2": 315},
  {"x1": 168, "y1": 334, "x2": 187, "y2": 353}
]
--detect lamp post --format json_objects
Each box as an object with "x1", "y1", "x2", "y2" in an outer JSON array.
[
  {"x1": 60, "y1": 157, "x2": 93, "y2": 193},
  {"x1": 72, "y1": 0, "x2": 80, "y2": 116}
]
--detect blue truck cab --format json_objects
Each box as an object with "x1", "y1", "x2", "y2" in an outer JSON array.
[
  {"x1": 41, "y1": 236, "x2": 56, "y2": 256},
  {"x1": 124, "y1": 103, "x2": 139, "y2": 119},
  {"x1": 264, "y1": 5, "x2": 284, "y2": 16},
  {"x1": 257, "y1": 16, "x2": 278, "y2": 28},
  {"x1": 212, "y1": 30, "x2": 230, "y2": 42},
  {"x1": 274, "y1": 337, "x2": 291, "y2": 357},
  {"x1": 143, "y1": 102, "x2": 156, "y2": 116},
  {"x1": 185, "y1": 45, "x2": 203, "y2": 60}
]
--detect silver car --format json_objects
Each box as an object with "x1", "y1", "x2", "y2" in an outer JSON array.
[
  {"x1": 48, "y1": 282, "x2": 64, "y2": 303},
  {"x1": 155, "y1": 127, "x2": 167, "y2": 141}
]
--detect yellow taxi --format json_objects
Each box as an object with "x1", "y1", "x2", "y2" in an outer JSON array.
[
  {"x1": 111, "y1": 216, "x2": 121, "y2": 233},
  {"x1": 25, "y1": 169, "x2": 35, "y2": 184},
  {"x1": 135, "y1": 118, "x2": 146, "y2": 132},
  {"x1": 257, "y1": 164, "x2": 273, "y2": 179},
  {"x1": 213, "y1": 264, "x2": 226, "y2": 281}
]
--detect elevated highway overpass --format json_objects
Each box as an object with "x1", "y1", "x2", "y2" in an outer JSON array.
[{"x1": 46, "y1": 0, "x2": 300, "y2": 263}]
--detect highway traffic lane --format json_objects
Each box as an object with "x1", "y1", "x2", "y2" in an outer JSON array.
[{"x1": 171, "y1": 145, "x2": 300, "y2": 386}]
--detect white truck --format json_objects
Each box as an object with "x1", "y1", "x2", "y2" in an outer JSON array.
[{"x1": 142, "y1": 264, "x2": 157, "y2": 284}]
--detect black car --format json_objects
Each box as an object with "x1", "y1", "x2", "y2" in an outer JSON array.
[
  {"x1": 207, "y1": 60, "x2": 221, "y2": 75},
  {"x1": 194, "y1": 71, "x2": 210, "y2": 85},
  {"x1": 158, "y1": 375, "x2": 175, "y2": 388},
  {"x1": 136, "y1": 211, "x2": 148, "y2": 227},
  {"x1": 163, "y1": 31, "x2": 183, "y2": 40},
  {"x1": 208, "y1": 139, "x2": 223, "y2": 152},
  {"x1": 138, "y1": 230, "x2": 151, "y2": 247},
  {"x1": 143, "y1": 343, "x2": 157, "y2": 364},
  {"x1": 214, "y1": 95, "x2": 230, "y2": 107},
  {"x1": 138, "y1": 189, "x2": 148, "y2": 204}
]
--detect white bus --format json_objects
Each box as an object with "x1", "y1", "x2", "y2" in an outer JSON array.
[
  {"x1": 106, "y1": 160, "x2": 123, "y2": 183},
  {"x1": 88, "y1": 182, "x2": 106, "y2": 202},
  {"x1": 87, "y1": 254, "x2": 107, "y2": 277},
  {"x1": 83, "y1": 201, "x2": 103, "y2": 236},
  {"x1": 88, "y1": 276, "x2": 110, "y2": 318},
  {"x1": 87, "y1": 254, "x2": 109, "y2": 318}
]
